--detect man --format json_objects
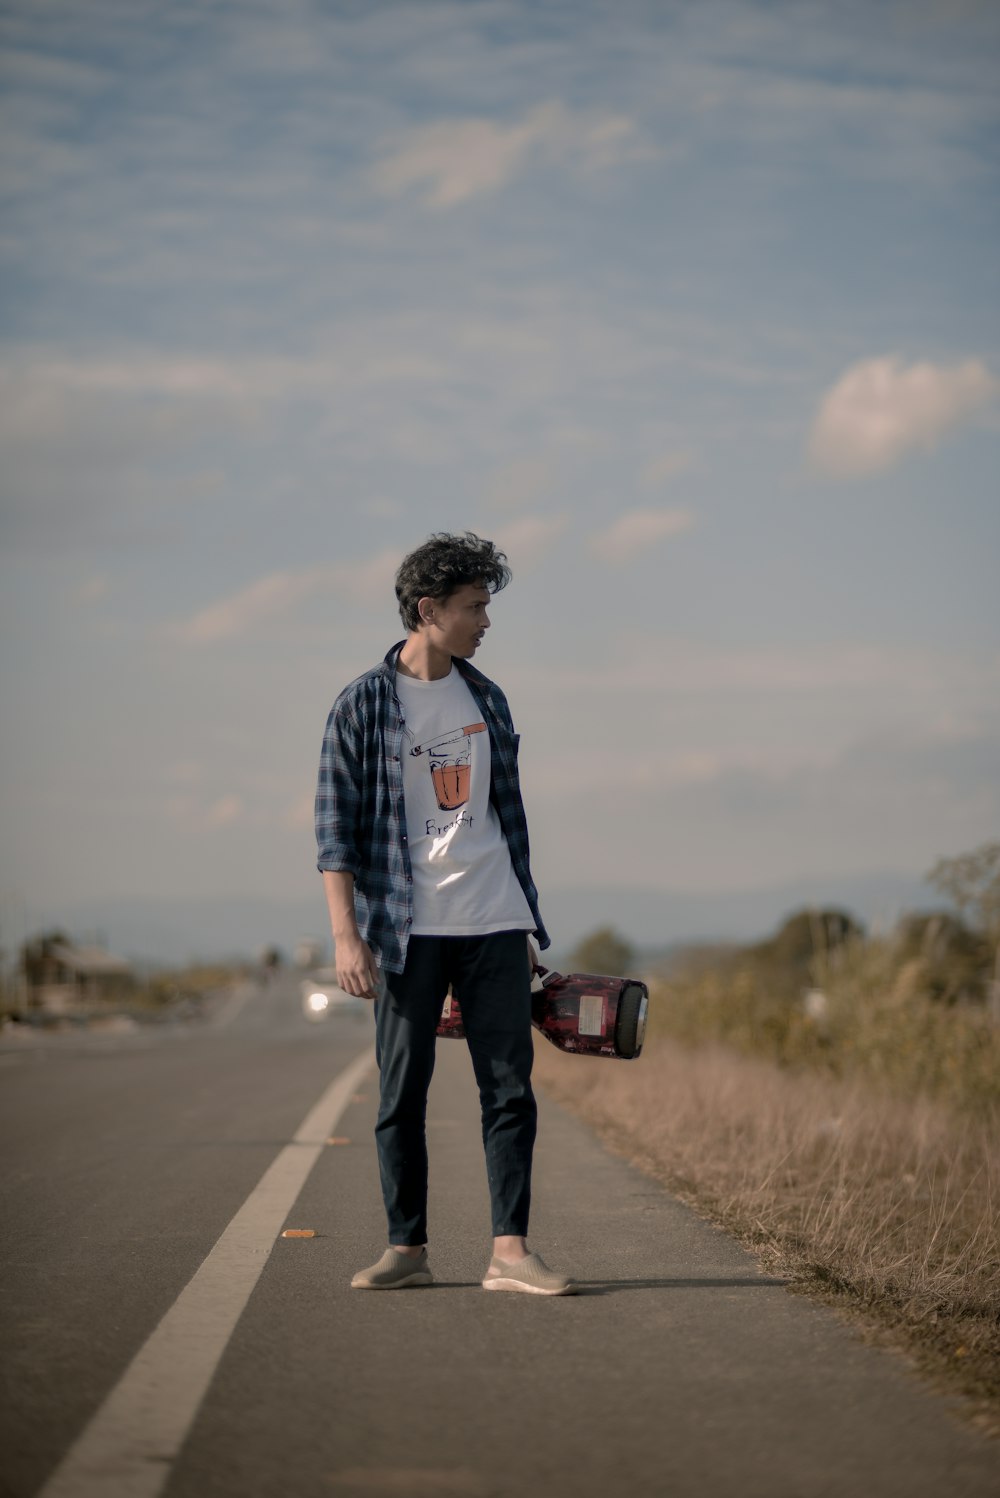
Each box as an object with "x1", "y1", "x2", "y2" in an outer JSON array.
[{"x1": 315, "y1": 531, "x2": 575, "y2": 1295}]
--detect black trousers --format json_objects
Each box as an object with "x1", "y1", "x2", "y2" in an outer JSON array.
[{"x1": 374, "y1": 930, "x2": 537, "y2": 1245}]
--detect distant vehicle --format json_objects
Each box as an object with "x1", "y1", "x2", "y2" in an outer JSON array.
[
  {"x1": 294, "y1": 937, "x2": 326, "y2": 970},
  {"x1": 300, "y1": 967, "x2": 367, "y2": 1022}
]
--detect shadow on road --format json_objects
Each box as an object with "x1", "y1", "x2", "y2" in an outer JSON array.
[
  {"x1": 571, "y1": 1277, "x2": 791, "y2": 1294},
  {"x1": 430, "y1": 1276, "x2": 791, "y2": 1292}
]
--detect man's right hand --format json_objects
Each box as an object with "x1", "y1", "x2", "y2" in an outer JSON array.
[
  {"x1": 335, "y1": 935, "x2": 381, "y2": 1001},
  {"x1": 323, "y1": 871, "x2": 381, "y2": 1001}
]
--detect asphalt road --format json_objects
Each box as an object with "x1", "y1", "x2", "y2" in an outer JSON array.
[{"x1": 1, "y1": 974, "x2": 998, "y2": 1498}]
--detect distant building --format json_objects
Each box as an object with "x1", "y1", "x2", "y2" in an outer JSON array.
[{"x1": 24, "y1": 935, "x2": 133, "y2": 1014}]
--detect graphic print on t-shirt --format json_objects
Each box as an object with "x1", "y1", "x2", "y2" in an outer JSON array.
[
  {"x1": 393, "y1": 666, "x2": 533, "y2": 935},
  {"x1": 409, "y1": 721, "x2": 486, "y2": 809}
]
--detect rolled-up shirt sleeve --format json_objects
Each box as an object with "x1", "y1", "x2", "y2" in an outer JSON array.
[{"x1": 315, "y1": 701, "x2": 364, "y2": 875}]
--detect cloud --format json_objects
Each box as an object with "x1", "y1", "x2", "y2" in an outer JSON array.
[
  {"x1": 640, "y1": 451, "x2": 693, "y2": 489},
  {"x1": 588, "y1": 507, "x2": 695, "y2": 564},
  {"x1": 490, "y1": 513, "x2": 569, "y2": 568},
  {"x1": 169, "y1": 549, "x2": 402, "y2": 643},
  {"x1": 507, "y1": 638, "x2": 1000, "y2": 702},
  {"x1": 168, "y1": 523, "x2": 570, "y2": 644},
  {"x1": 808, "y1": 355, "x2": 998, "y2": 478},
  {"x1": 165, "y1": 761, "x2": 205, "y2": 788},
  {"x1": 341, "y1": 547, "x2": 404, "y2": 602},
  {"x1": 166, "y1": 517, "x2": 569, "y2": 646},
  {"x1": 208, "y1": 794, "x2": 244, "y2": 827},
  {"x1": 553, "y1": 728, "x2": 1000, "y2": 895},
  {"x1": 527, "y1": 741, "x2": 836, "y2": 800},
  {"x1": 371, "y1": 101, "x2": 642, "y2": 207},
  {"x1": 0, "y1": 347, "x2": 451, "y2": 553},
  {"x1": 288, "y1": 792, "x2": 315, "y2": 830},
  {"x1": 76, "y1": 575, "x2": 109, "y2": 604},
  {"x1": 173, "y1": 568, "x2": 331, "y2": 643},
  {"x1": 483, "y1": 455, "x2": 554, "y2": 510},
  {"x1": 1, "y1": 349, "x2": 445, "y2": 411}
]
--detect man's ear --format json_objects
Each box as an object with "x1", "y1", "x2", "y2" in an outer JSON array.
[{"x1": 416, "y1": 596, "x2": 436, "y2": 628}]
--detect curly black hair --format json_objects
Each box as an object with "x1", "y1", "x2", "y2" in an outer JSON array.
[{"x1": 395, "y1": 531, "x2": 512, "y2": 632}]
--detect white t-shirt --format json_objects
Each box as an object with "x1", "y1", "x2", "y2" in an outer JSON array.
[{"x1": 395, "y1": 666, "x2": 534, "y2": 936}]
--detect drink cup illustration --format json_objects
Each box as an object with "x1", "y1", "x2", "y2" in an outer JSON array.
[
  {"x1": 430, "y1": 747, "x2": 470, "y2": 809},
  {"x1": 410, "y1": 722, "x2": 486, "y2": 810}
]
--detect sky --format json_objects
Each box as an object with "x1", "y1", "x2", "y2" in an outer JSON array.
[{"x1": 1, "y1": 0, "x2": 998, "y2": 960}]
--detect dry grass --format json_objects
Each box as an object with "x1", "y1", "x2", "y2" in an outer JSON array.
[
  {"x1": 533, "y1": 1014, "x2": 1000, "y2": 1430},
  {"x1": 138, "y1": 963, "x2": 246, "y2": 1009},
  {"x1": 652, "y1": 937, "x2": 1000, "y2": 1109}
]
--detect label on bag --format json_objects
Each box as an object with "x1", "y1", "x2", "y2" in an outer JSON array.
[{"x1": 578, "y1": 994, "x2": 605, "y2": 1037}]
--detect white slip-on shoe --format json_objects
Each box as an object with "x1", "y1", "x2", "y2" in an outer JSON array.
[
  {"x1": 482, "y1": 1252, "x2": 576, "y2": 1295},
  {"x1": 351, "y1": 1247, "x2": 433, "y2": 1289}
]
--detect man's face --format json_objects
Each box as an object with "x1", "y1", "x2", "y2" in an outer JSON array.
[{"x1": 424, "y1": 583, "x2": 491, "y2": 658}]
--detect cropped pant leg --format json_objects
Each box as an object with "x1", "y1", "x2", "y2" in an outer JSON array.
[
  {"x1": 374, "y1": 930, "x2": 536, "y2": 1244},
  {"x1": 373, "y1": 937, "x2": 447, "y2": 1246},
  {"x1": 451, "y1": 930, "x2": 537, "y2": 1238}
]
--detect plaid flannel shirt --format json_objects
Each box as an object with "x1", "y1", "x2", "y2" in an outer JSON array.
[{"x1": 315, "y1": 641, "x2": 549, "y2": 974}]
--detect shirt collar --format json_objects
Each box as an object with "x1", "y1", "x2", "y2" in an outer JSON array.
[{"x1": 381, "y1": 640, "x2": 492, "y2": 693}]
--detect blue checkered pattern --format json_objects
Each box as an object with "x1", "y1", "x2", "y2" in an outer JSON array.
[{"x1": 315, "y1": 642, "x2": 549, "y2": 974}]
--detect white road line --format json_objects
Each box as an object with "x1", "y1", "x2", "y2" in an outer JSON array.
[{"x1": 39, "y1": 1045, "x2": 377, "y2": 1498}]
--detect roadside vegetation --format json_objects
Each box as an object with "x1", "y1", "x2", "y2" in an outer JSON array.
[
  {"x1": 535, "y1": 841, "x2": 1000, "y2": 1431},
  {"x1": 130, "y1": 964, "x2": 249, "y2": 1016},
  {"x1": 0, "y1": 926, "x2": 250, "y2": 1028}
]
